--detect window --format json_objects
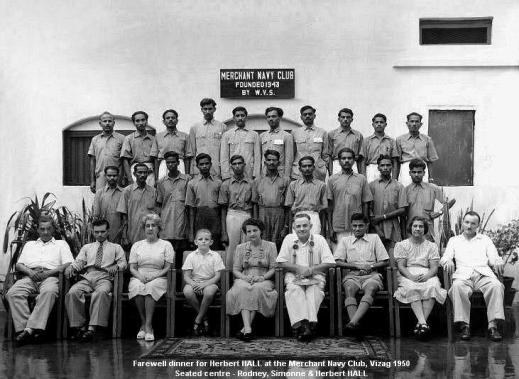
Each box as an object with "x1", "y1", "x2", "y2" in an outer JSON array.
[{"x1": 420, "y1": 18, "x2": 492, "y2": 45}]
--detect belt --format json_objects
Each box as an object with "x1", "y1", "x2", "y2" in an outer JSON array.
[
  {"x1": 29, "y1": 267, "x2": 51, "y2": 271},
  {"x1": 260, "y1": 205, "x2": 284, "y2": 209}
]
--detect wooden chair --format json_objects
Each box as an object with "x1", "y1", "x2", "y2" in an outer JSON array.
[
  {"x1": 171, "y1": 250, "x2": 227, "y2": 337},
  {"x1": 5, "y1": 271, "x2": 65, "y2": 340},
  {"x1": 336, "y1": 266, "x2": 395, "y2": 336},
  {"x1": 278, "y1": 267, "x2": 336, "y2": 337}
]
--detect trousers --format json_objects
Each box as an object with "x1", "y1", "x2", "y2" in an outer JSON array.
[
  {"x1": 284, "y1": 273, "x2": 326, "y2": 325},
  {"x1": 225, "y1": 209, "x2": 251, "y2": 268}
]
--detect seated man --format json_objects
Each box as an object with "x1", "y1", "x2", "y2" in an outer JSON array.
[
  {"x1": 276, "y1": 213, "x2": 335, "y2": 342},
  {"x1": 64, "y1": 219, "x2": 127, "y2": 341},
  {"x1": 440, "y1": 211, "x2": 505, "y2": 341},
  {"x1": 334, "y1": 213, "x2": 389, "y2": 335},
  {"x1": 6, "y1": 215, "x2": 74, "y2": 344}
]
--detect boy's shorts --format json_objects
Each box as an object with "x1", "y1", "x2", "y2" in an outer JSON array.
[
  {"x1": 183, "y1": 283, "x2": 219, "y2": 295},
  {"x1": 342, "y1": 273, "x2": 383, "y2": 291}
]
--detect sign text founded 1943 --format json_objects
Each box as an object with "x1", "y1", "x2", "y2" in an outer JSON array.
[{"x1": 220, "y1": 69, "x2": 295, "y2": 98}]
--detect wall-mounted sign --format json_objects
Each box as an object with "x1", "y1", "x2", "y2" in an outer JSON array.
[{"x1": 220, "y1": 69, "x2": 295, "y2": 99}]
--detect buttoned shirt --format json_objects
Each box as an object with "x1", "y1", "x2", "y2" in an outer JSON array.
[
  {"x1": 253, "y1": 174, "x2": 290, "y2": 207},
  {"x1": 396, "y1": 133, "x2": 439, "y2": 163},
  {"x1": 116, "y1": 183, "x2": 156, "y2": 244},
  {"x1": 88, "y1": 132, "x2": 125, "y2": 176},
  {"x1": 260, "y1": 127, "x2": 294, "y2": 178},
  {"x1": 327, "y1": 172, "x2": 373, "y2": 233},
  {"x1": 361, "y1": 134, "x2": 399, "y2": 165},
  {"x1": 218, "y1": 176, "x2": 254, "y2": 211},
  {"x1": 120, "y1": 131, "x2": 155, "y2": 164},
  {"x1": 157, "y1": 173, "x2": 190, "y2": 240},
  {"x1": 441, "y1": 234, "x2": 503, "y2": 280},
  {"x1": 333, "y1": 234, "x2": 389, "y2": 275},
  {"x1": 18, "y1": 238, "x2": 74, "y2": 270},
  {"x1": 285, "y1": 177, "x2": 327, "y2": 212},
  {"x1": 182, "y1": 249, "x2": 225, "y2": 282},
  {"x1": 405, "y1": 182, "x2": 443, "y2": 222},
  {"x1": 185, "y1": 174, "x2": 222, "y2": 208},
  {"x1": 328, "y1": 127, "x2": 363, "y2": 161},
  {"x1": 150, "y1": 129, "x2": 191, "y2": 159},
  {"x1": 292, "y1": 125, "x2": 330, "y2": 179},
  {"x1": 93, "y1": 185, "x2": 123, "y2": 242},
  {"x1": 369, "y1": 178, "x2": 407, "y2": 242},
  {"x1": 71, "y1": 241, "x2": 127, "y2": 272},
  {"x1": 187, "y1": 119, "x2": 227, "y2": 176},
  {"x1": 220, "y1": 127, "x2": 261, "y2": 180}
]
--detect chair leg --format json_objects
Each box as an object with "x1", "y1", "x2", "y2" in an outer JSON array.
[
  {"x1": 446, "y1": 298, "x2": 454, "y2": 342},
  {"x1": 7, "y1": 308, "x2": 14, "y2": 340},
  {"x1": 389, "y1": 295, "x2": 395, "y2": 338},
  {"x1": 395, "y1": 301, "x2": 401, "y2": 338}
]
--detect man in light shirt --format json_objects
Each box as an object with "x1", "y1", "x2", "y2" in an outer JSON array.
[{"x1": 441, "y1": 211, "x2": 505, "y2": 341}]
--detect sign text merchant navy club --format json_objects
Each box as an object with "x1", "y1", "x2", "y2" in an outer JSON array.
[{"x1": 220, "y1": 69, "x2": 295, "y2": 99}]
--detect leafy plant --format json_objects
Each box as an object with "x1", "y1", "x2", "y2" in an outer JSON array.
[{"x1": 486, "y1": 220, "x2": 519, "y2": 265}]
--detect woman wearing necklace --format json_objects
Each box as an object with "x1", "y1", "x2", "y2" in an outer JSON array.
[
  {"x1": 226, "y1": 218, "x2": 278, "y2": 341},
  {"x1": 394, "y1": 216, "x2": 447, "y2": 339}
]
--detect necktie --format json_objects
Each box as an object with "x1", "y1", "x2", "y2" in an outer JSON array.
[{"x1": 94, "y1": 242, "x2": 103, "y2": 268}]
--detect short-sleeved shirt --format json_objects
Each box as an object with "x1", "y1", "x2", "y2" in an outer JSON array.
[
  {"x1": 218, "y1": 176, "x2": 254, "y2": 211},
  {"x1": 157, "y1": 174, "x2": 190, "y2": 240},
  {"x1": 88, "y1": 132, "x2": 125, "y2": 176},
  {"x1": 150, "y1": 129, "x2": 191, "y2": 160},
  {"x1": 361, "y1": 134, "x2": 399, "y2": 165},
  {"x1": 260, "y1": 128, "x2": 294, "y2": 178},
  {"x1": 292, "y1": 125, "x2": 329, "y2": 179},
  {"x1": 396, "y1": 133, "x2": 439, "y2": 163},
  {"x1": 129, "y1": 239, "x2": 175, "y2": 269},
  {"x1": 18, "y1": 238, "x2": 74, "y2": 269},
  {"x1": 327, "y1": 172, "x2": 373, "y2": 233},
  {"x1": 328, "y1": 127, "x2": 363, "y2": 161},
  {"x1": 185, "y1": 174, "x2": 222, "y2": 208},
  {"x1": 187, "y1": 119, "x2": 227, "y2": 176},
  {"x1": 333, "y1": 234, "x2": 389, "y2": 275},
  {"x1": 220, "y1": 127, "x2": 261, "y2": 180},
  {"x1": 116, "y1": 183, "x2": 156, "y2": 244},
  {"x1": 182, "y1": 250, "x2": 225, "y2": 282},
  {"x1": 120, "y1": 131, "x2": 155, "y2": 164},
  {"x1": 72, "y1": 240, "x2": 127, "y2": 272},
  {"x1": 285, "y1": 177, "x2": 327, "y2": 212},
  {"x1": 405, "y1": 182, "x2": 443, "y2": 222},
  {"x1": 93, "y1": 185, "x2": 123, "y2": 242},
  {"x1": 253, "y1": 174, "x2": 290, "y2": 207},
  {"x1": 394, "y1": 239, "x2": 439, "y2": 268},
  {"x1": 369, "y1": 178, "x2": 407, "y2": 242}
]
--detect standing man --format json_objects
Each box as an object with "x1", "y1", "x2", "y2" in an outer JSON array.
[
  {"x1": 219, "y1": 155, "x2": 254, "y2": 268},
  {"x1": 361, "y1": 113, "x2": 399, "y2": 182},
  {"x1": 6, "y1": 216, "x2": 73, "y2": 344},
  {"x1": 120, "y1": 111, "x2": 156, "y2": 186},
  {"x1": 253, "y1": 150, "x2": 291, "y2": 248},
  {"x1": 292, "y1": 105, "x2": 330, "y2": 182},
  {"x1": 328, "y1": 108, "x2": 364, "y2": 175},
  {"x1": 327, "y1": 148, "x2": 373, "y2": 245},
  {"x1": 260, "y1": 107, "x2": 294, "y2": 179},
  {"x1": 396, "y1": 112, "x2": 439, "y2": 185},
  {"x1": 276, "y1": 213, "x2": 336, "y2": 342},
  {"x1": 88, "y1": 111, "x2": 125, "y2": 193},
  {"x1": 187, "y1": 98, "x2": 227, "y2": 177},
  {"x1": 93, "y1": 166, "x2": 124, "y2": 243},
  {"x1": 151, "y1": 109, "x2": 192, "y2": 180},
  {"x1": 64, "y1": 219, "x2": 127, "y2": 341},
  {"x1": 156, "y1": 151, "x2": 191, "y2": 266},
  {"x1": 220, "y1": 106, "x2": 261, "y2": 180},
  {"x1": 116, "y1": 163, "x2": 157, "y2": 245},
  {"x1": 441, "y1": 211, "x2": 505, "y2": 341}
]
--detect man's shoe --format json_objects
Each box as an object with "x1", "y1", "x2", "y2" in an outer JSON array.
[
  {"x1": 298, "y1": 322, "x2": 313, "y2": 342},
  {"x1": 69, "y1": 328, "x2": 85, "y2": 341},
  {"x1": 15, "y1": 330, "x2": 32, "y2": 345},
  {"x1": 80, "y1": 330, "x2": 95, "y2": 342},
  {"x1": 242, "y1": 333, "x2": 253, "y2": 342},
  {"x1": 488, "y1": 327, "x2": 503, "y2": 342},
  {"x1": 460, "y1": 324, "x2": 471, "y2": 341},
  {"x1": 344, "y1": 322, "x2": 360, "y2": 337}
]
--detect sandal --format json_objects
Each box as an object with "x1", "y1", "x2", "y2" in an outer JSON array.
[
  {"x1": 136, "y1": 329, "x2": 146, "y2": 339},
  {"x1": 193, "y1": 322, "x2": 203, "y2": 336},
  {"x1": 413, "y1": 323, "x2": 421, "y2": 335}
]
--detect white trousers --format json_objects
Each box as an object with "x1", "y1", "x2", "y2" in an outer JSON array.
[
  {"x1": 284, "y1": 273, "x2": 326, "y2": 325},
  {"x1": 332, "y1": 160, "x2": 358, "y2": 175},
  {"x1": 225, "y1": 209, "x2": 251, "y2": 268},
  {"x1": 365, "y1": 164, "x2": 379, "y2": 183}
]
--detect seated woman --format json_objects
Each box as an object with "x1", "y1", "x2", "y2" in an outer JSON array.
[
  {"x1": 394, "y1": 216, "x2": 447, "y2": 338},
  {"x1": 226, "y1": 218, "x2": 278, "y2": 341},
  {"x1": 128, "y1": 213, "x2": 174, "y2": 341}
]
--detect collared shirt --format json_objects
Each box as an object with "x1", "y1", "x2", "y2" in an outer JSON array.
[
  {"x1": 116, "y1": 183, "x2": 156, "y2": 244},
  {"x1": 185, "y1": 174, "x2": 222, "y2": 208},
  {"x1": 405, "y1": 182, "x2": 443, "y2": 222},
  {"x1": 88, "y1": 132, "x2": 125, "y2": 176},
  {"x1": 361, "y1": 134, "x2": 399, "y2": 164},
  {"x1": 292, "y1": 125, "x2": 330, "y2": 179},
  {"x1": 93, "y1": 185, "x2": 124, "y2": 242},
  {"x1": 72, "y1": 240, "x2": 127, "y2": 272},
  {"x1": 328, "y1": 127, "x2": 364, "y2": 161},
  {"x1": 182, "y1": 249, "x2": 225, "y2": 282},
  {"x1": 18, "y1": 238, "x2": 74, "y2": 270},
  {"x1": 220, "y1": 127, "x2": 261, "y2": 180},
  {"x1": 327, "y1": 172, "x2": 373, "y2": 232},
  {"x1": 120, "y1": 131, "x2": 155, "y2": 164},
  {"x1": 394, "y1": 239, "x2": 439, "y2": 268},
  {"x1": 396, "y1": 133, "x2": 439, "y2": 163},
  {"x1": 187, "y1": 119, "x2": 227, "y2": 176},
  {"x1": 260, "y1": 127, "x2": 294, "y2": 178},
  {"x1": 369, "y1": 178, "x2": 407, "y2": 242},
  {"x1": 150, "y1": 129, "x2": 191, "y2": 159},
  {"x1": 157, "y1": 173, "x2": 190, "y2": 240},
  {"x1": 218, "y1": 176, "x2": 254, "y2": 211},
  {"x1": 253, "y1": 174, "x2": 290, "y2": 207},
  {"x1": 333, "y1": 233, "x2": 389, "y2": 263},
  {"x1": 441, "y1": 234, "x2": 503, "y2": 280},
  {"x1": 285, "y1": 177, "x2": 327, "y2": 212}
]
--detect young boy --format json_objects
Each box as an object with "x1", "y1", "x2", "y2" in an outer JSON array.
[{"x1": 182, "y1": 229, "x2": 225, "y2": 336}]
